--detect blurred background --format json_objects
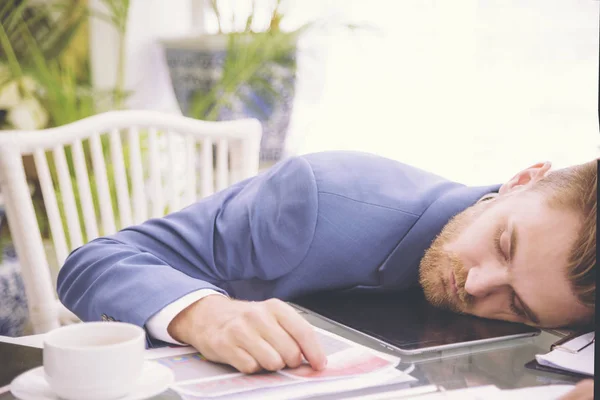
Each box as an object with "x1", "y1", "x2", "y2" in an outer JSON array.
[
  {"x1": 2, "y1": 0, "x2": 598, "y2": 180},
  {"x1": 0, "y1": 0, "x2": 598, "y2": 335}
]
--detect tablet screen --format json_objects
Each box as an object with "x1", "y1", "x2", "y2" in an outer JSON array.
[{"x1": 293, "y1": 287, "x2": 540, "y2": 352}]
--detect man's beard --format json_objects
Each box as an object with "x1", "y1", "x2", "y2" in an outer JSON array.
[{"x1": 418, "y1": 202, "x2": 488, "y2": 313}]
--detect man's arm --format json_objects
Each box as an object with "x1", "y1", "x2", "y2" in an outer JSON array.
[
  {"x1": 57, "y1": 157, "x2": 325, "y2": 370},
  {"x1": 57, "y1": 237, "x2": 230, "y2": 335}
]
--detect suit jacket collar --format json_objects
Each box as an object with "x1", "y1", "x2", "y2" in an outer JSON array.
[{"x1": 378, "y1": 183, "x2": 502, "y2": 289}]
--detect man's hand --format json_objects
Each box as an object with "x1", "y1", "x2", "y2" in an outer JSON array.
[
  {"x1": 559, "y1": 380, "x2": 594, "y2": 400},
  {"x1": 167, "y1": 295, "x2": 327, "y2": 374}
]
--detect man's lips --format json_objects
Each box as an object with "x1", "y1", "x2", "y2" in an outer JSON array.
[{"x1": 449, "y1": 269, "x2": 458, "y2": 296}]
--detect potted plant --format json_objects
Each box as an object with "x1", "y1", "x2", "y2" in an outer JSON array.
[
  {"x1": 162, "y1": 0, "x2": 306, "y2": 164},
  {"x1": 0, "y1": 0, "x2": 133, "y2": 335}
]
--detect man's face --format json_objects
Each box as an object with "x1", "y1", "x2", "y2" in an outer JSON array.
[{"x1": 419, "y1": 189, "x2": 591, "y2": 328}]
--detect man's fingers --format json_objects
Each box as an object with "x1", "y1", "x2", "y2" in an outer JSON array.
[
  {"x1": 189, "y1": 337, "x2": 261, "y2": 374},
  {"x1": 235, "y1": 333, "x2": 286, "y2": 371},
  {"x1": 257, "y1": 319, "x2": 304, "y2": 369},
  {"x1": 269, "y1": 300, "x2": 327, "y2": 370},
  {"x1": 230, "y1": 310, "x2": 285, "y2": 371},
  {"x1": 559, "y1": 380, "x2": 594, "y2": 400},
  {"x1": 227, "y1": 347, "x2": 262, "y2": 374},
  {"x1": 265, "y1": 326, "x2": 304, "y2": 369}
]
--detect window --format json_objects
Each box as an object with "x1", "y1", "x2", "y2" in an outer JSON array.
[{"x1": 281, "y1": 0, "x2": 599, "y2": 184}]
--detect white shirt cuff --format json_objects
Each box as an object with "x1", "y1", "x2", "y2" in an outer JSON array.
[{"x1": 146, "y1": 289, "x2": 226, "y2": 345}]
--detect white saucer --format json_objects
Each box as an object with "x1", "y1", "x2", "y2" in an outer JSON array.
[{"x1": 10, "y1": 360, "x2": 174, "y2": 400}]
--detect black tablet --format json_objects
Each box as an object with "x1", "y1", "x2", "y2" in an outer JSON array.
[{"x1": 292, "y1": 287, "x2": 540, "y2": 355}]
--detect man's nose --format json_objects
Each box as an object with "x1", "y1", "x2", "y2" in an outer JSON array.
[{"x1": 464, "y1": 265, "x2": 509, "y2": 298}]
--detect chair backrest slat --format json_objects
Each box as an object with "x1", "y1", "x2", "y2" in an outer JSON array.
[
  {"x1": 0, "y1": 111, "x2": 261, "y2": 334},
  {"x1": 89, "y1": 132, "x2": 116, "y2": 235},
  {"x1": 184, "y1": 135, "x2": 197, "y2": 208},
  {"x1": 216, "y1": 139, "x2": 229, "y2": 192},
  {"x1": 127, "y1": 126, "x2": 148, "y2": 224},
  {"x1": 71, "y1": 139, "x2": 99, "y2": 244},
  {"x1": 53, "y1": 145, "x2": 83, "y2": 250},
  {"x1": 109, "y1": 129, "x2": 133, "y2": 228},
  {"x1": 0, "y1": 146, "x2": 59, "y2": 333},
  {"x1": 229, "y1": 140, "x2": 242, "y2": 185},
  {"x1": 166, "y1": 131, "x2": 180, "y2": 212},
  {"x1": 33, "y1": 149, "x2": 69, "y2": 266},
  {"x1": 148, "y1": 127, "x2": 165, "y2": 218},
  {"x1": 200, "y1": 137, "x2": 214, "y2": 198}
]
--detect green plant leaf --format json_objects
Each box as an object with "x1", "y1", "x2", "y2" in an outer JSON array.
[
  {"x1": 188, "y1": 31, "x2": 297, "y2": 122},
  {"x1": 0, "y1": 0, "x2": 88, "y2": 68}
]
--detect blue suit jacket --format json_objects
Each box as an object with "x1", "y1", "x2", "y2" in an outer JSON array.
[{"x1": 57, "y1": 152, "x2": 499, "y2": 345}]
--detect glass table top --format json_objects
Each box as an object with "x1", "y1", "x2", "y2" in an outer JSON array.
[
  {"x1": 303, "y1": 311, "x2": 580, "y2": 390},
  {"x1": 1, "y1": 312, "x2": 580, "y2": 400}
]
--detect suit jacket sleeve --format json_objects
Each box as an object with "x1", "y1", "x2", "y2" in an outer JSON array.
[{"x1": 56, "y1": 157, "x2": 318, "y2": 346}]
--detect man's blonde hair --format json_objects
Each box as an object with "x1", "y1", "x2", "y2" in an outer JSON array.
[{"x1": 533, "y1": 160, "x2": 596, "y2": 317}]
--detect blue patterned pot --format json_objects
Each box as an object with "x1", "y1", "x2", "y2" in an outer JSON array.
[
  {"x1": 0, "y1": 246, "x2": 28, "y2": 337},
  {"x1": 0, "y1": 202, "x2": 29, "y2": 336},
  {"x1": 162, "y1": 34, "x2": 297, "y2": 163}
]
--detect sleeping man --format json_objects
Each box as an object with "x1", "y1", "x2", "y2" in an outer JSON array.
[{"x1": 57, "y1": 152, "x2": 595, "y2": 381}]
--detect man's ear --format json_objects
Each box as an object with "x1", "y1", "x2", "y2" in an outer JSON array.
[{"x1": 498, "y1": 162, "x2": 552, "y2": 195}]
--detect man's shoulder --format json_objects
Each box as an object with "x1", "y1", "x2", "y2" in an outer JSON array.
[{"x1": 299, "y1": 151, "x2": 455, "y2": 216}]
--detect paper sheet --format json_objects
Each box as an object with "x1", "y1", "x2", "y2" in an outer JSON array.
[
  {"x1": 383, "y1": 384, "x2": 576, "y2": 400},
  {"x1": 357, "y1": 385, "x2": 440, "y2": 399},
  {"x1": 536, "y1": 332, "x2": 594, "y2": 376},
  {"x1": 494, "y1": 385, "x2": 576, "y2": 400},
  {"x1": 398, "y1": 385, "x2": 502, "y2": 399},
  {"x1": 178, "y1": 369, "x2": 414, "y2": 400},
  {"x1": 144, "y1": 327, "x2": 415, "y2": 398}
]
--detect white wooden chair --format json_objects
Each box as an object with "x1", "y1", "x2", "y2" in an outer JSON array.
[{"x1": 0, "y1": 110, "x2": 262, "y2": 334}]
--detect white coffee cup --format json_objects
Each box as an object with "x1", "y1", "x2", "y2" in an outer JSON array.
[{"x1": 43, "y1": 322, "x2": 145, "y2": 400}]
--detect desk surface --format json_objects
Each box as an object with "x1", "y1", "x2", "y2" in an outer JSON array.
[{"x1": 1, "y1": 313, "x2": 579, "y2": 400}]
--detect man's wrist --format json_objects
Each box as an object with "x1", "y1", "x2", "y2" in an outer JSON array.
[
  {"x1": 167, "y1": 294, "x2": 230, "y2": 344},
  {"x1": 146, "y1": 289, "x2": 227, "y2": 345}
]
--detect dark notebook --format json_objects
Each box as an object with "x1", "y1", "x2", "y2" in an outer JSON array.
[
  {"x1": 0, "y1": 342, "x2": 43, "y2": 389},
  {"x1": 524, "y1": 360, "x2": 589, "y2": 381}
]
